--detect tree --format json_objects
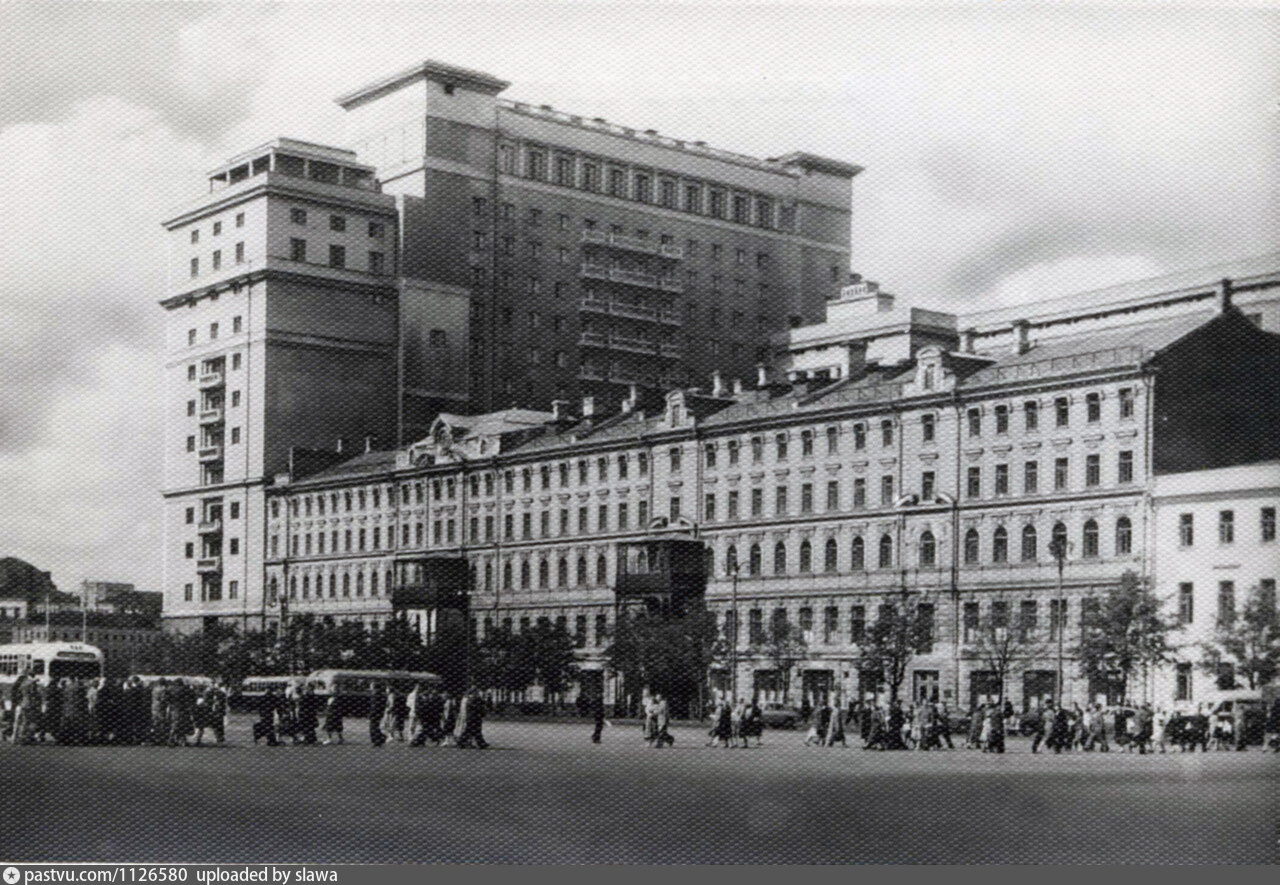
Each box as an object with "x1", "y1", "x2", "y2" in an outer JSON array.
[
  {"x1": 1199, "y1": 582, "x2": 1280, "y2": 690},
  {"x1": 969, "y1": 595, "x2": 1053, "y2": 710},
  {"x1": 1077, "y1": 570, "x2": 1174, "y2": 702},
  {"x1": 751, "y1": 618, "x2": 807, "y2": 703},
  {"x1": 857, "y1": 593, "x2": 932, "y2": 703},
  {"x1": 524, "y1": 621, "x2": 580, "y2": 708},
  {"x1": 606, "y1": 608, "x2": 720, "y2": 718}
]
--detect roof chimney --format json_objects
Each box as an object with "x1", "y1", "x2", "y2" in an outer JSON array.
[
  {"x1": 628, "y1": 383, "x2": 639, "y2": 409},
  {"x1": 363, "y1": 435, "x2": 377, "y2": 454},
  {"x1": 711, "y1": 369, "x2": 725, "y2": 397},
  {"x1": 756, "y1": 363, "x2": 769, "y2": 388},
  {"x1": 1011, "y1": 320, "x2": 1031, "y2": 355},
  {"x1": 581, "y1": 395, "x2": 595, "y2": 418},
  {"x1": 959, "y1": 328, "x2": 976, "y2": 354},
  {"x1": 731, "y1": 378, "x2": 743, "y2": 395},
  {"x1": 1215, "y1": 278, "x2": 1233, "y2": 313},
  {"x1": 551, "y1": 400, "x2": 571, "y2": 422},
  {"x1": 336, "y1": 437, "x2": 348, "y2": 453}
]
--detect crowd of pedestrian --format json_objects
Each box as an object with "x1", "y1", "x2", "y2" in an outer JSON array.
[{"x1": 3, "y1": 672, "x2": 228, "y2": 746}]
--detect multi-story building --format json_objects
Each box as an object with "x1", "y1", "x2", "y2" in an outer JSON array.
[
  {"x1": 1152, "y1": 462, "x2": 1279, "y2": 706},
  {"x1": 250, "y1": 261, "x2": 1280, "y2": 710},
  {"x1": 159, "y1": 61, "x2": 861, "y2": 631},
  {"x1": 336, "y1": 59, "x2": 861, "y2": 430}
]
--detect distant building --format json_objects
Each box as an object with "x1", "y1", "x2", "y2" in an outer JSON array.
[
  {"x1": 14, "y1": 612, "x2": 164, "y2": 677},
  {"x1": 80, "y1": 581, "x2": 163, "y2": 618}
]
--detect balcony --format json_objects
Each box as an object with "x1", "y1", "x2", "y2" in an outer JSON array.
[
  {"x1": 609, "y1": 334, "x2": 656, "y2": 355},
  {"x1": 610, "y1": 267, "x2": 658, "y2": 288},
  {"x1": 579, "y1": 331, "x2": 607, "y2": 348},
  {"x1": 580, "y1": 262, "x2": 609, "y2": 281},
  {"x1": 660, "y1": 342, "x2": 684, "y2": 359},
  {"x1": 609, "y1": 301, "x2": 656, "y2": 321},
  {"x1": 197, "y1": 444, "x2": 224, "y2": 462},
  {"x1": 196, "y1": 556, "x2": 222, "y2": 574},
  {"x1": 580, "y1": 230, "x2": 608, "y2": 246},
  {"x1": 659, "y1": 243, "x2": 685, "y2": 260},
  {"x1": 657, "y1": 308, "x2": 681, "y2": 325},
  {"x1": 198, "y1": 404, "x2": 224, "y2": 424},
  {"x1": 579, "y1": 297, "x2": 611, "y2": 315},
  {"x1": 197, "y1": 370, "x2": 224, "y2": 390},
  {"x1": 577, "y1": 365, "x2": 606, "y2": 381},
  {"x1": 197, "y1": 518, "x2": 222, "y2": 534},
  {"x1": 658, "y1": 276, "x2": 684, "y2": 294},
  {"x1": 579, "y1": 230, "x2": 683, "y2": 260}
]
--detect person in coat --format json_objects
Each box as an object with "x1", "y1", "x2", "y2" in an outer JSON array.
[
  {"x1": 886, "y1": 699, "x2": 907, "y2": 750},
  {"x1": 389, "y1": 688, "x2": 409, "y2": 743},
  {"x1": 712, "y1": 697, "x2": 733, "y2": 748},
  {"x1": 590, "y1": 692, "x2": 606, "y2": 744},
  {"x1": 368, "y1": 683, "x2": 388, "y2": 747},
  {"x1": 455, "y1": 690, "x2": 489, "y2": 749},
  {"x1": 322, "y1": 692, "x2": 344, "y2": 745},
  {"x1": 653, "y1": 692, "x2": 673, "y2": 748},
  {"x1": 440, "y1": 693, "x2": 459, "y2": 746},
  {"x1": 296, "y1": 683, "x2": 321, "y2": 744},
  {"x1": 825, "y1": 697, "x2": 847, "y2": 747},
  {"x1": 745, "y1": 698, "x2": 764, "y2": 747},
  {"x1": 984, "y1": 703, "x2": 1006, "y2": 753},
  {"x1": 253, "y1": 684, "x2": 280, "y2": 746},
  {"x1": 1134, "y1": 703, "x2": 1154, "y2": 755},
  {"x1": 1049, "y1": 702, "x2": 1072, "y2": 754}
]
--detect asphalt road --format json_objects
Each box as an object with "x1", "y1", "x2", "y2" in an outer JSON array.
[{"x1": 2, "y1": 716, "x2": 1277, "y2": 864}]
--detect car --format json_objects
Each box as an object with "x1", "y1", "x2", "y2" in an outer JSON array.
[{"x1": 760, "y1": 702, "x2": 801, "y2": 729}]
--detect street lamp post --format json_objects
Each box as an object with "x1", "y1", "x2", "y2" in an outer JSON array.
[
  {"x1": 1049, "y1": 536, "x2": 1069, "y2": 706},
  {"x1": 725, "y1": 559, "x2": 740, "y2": 702}
]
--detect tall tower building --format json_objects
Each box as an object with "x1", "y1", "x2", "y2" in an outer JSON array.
[
  {"x1": 160, "y1": 139, "x2": 401, "y2": 631},
  {"x1": 336, "y1": 60, "x2": 862, "y2": 438}
]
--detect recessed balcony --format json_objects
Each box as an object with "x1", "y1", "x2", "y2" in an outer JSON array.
[
  {"x1": 196, "y1": 556, "x2": 222, "y2": 574},
  {"x1": 577, "y1": 365, "x2": 606, "y2": 381},
  {"x1": 197, "y1": 371, "x2": 224, "y2": 390},
  {"x1": 660, "y1": 342, "x2": 683, "y2": 359},
  {"x1": 609, "y1": 334, "x2": 656, "y2": 355},
  {"x1": 198, "y1": 444, "x2": 224, "y2": 462},
  {"x1": 197, "y1": 518, "x2": 222, "y2": 534},
  {"x1": 579, "y1": 331, "x2": 607, "y2": 348},
  {"x1": 198, "y1": 404, "x2": 224, "y2": 424}
]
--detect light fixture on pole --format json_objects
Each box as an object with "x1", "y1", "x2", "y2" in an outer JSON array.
[{"x1": 1048, "y1": 535, "x2": 1071, "y2": 706}]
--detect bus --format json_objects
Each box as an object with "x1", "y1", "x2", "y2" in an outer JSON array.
[
  {"x1": 231, "y1": 674, "x2": 314, "y2": 713},
  {"x1": 308, "y1": 669, "x2": 443, "y2": 716},
  {"x1": 0, "y1": 642, "x2": 105, "y2": 691}
]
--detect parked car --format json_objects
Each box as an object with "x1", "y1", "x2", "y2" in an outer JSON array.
[{"x1": 760, "y1": 702, "x2": 802, "y2": 729}]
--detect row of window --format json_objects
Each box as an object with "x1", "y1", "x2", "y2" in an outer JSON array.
[
  {"x1": 189, "y1": 243, "x2": 248, "y2": 277},
  {"x1": 186, "y1": 317, "x2": 243, "y2": 346},
  {"x1": 1177, "y1": 508, "x2": 1276, "y2": 545},
  {"x1": 495, "y1": 141, "x2": 794, "y2": 231},
  {"x1": 285, "y1": 238, "x2": 387, "y2": 274},
  {"x1": 181, "y1": 580, "x2": 239, "y2": 603},
  {"x1": 188, "y1": 213, "x2": 246, "y2": 243},
  {"x1": 287, "y1": 207, "x2": 386, "y2": 239},
  {"x1": 1175, "y1": 579, "x2": 1277, "y2": 626}
]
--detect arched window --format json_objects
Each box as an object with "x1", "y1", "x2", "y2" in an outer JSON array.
[
  {"x1": 851, "y1": 536, "x2": 865, "y2": 570},
  {"x1": 824, "y1": 538, "x2": 838, "y2": 573},
  {"x1": 301, "y1": 575, "x2": 310, "y2": 598},
  {"x1": 964, "y1": 528, "x2": 979, "y2": 565},
  {"x1": 878, "y1": 534, "x2": 893, "y2": 569},
  {"x1": 269, "y1": 576, "x2": 279, "y2": 604},
  {"x1": 799, "y1": 540, "x2": 812, "y2": 573},
  {"x1": 919, "y1": 531, "x2": 936, "y2": 567},
  {"x1": 596, "y1": 554, "x2": 608, "y2": 585},
  {"x1": 774, "y1": 541, "x2": 788, "y2": 575},
  {"x1": 356, "y1": 572, "x2": 364, "y2": 596},
  {"x1": 538, "y1": 559, "x2": 550, "y2": 588},
  {"x1": 992, "y1": 526, "x2": 1008, "y2": 563},
  {"x1": 520, "y1": 560, "x2": 531, "y2": 589},
  {"x1": 482, "y1": 563, "x2": 491, "y2": 592},
  {"x1": 749, "y1": 544, "x2": 762, "y2": 576},
  {"x1": 503, "y1": 561, "x2": 513, "y2": 590},
  {"x1": 1021, "y1": 525, "x2": 1038, "y2": 562},
  {"x1": 726, "y1": 545, "x2": 738, "y2": 572},
  {"x1": 288, "y1": 576, "x2": 295, "y2": 599},
  {"x1": 1051, "y1": 522, "x2": 1068, "y2": 557},
  {"x1": 557, "y1": 557, "x2": 569, "y2": 587},
  {"x1": 342, "y1": 573, "x2": 351, "y2": 596},
  {"x1": 576, "y1": 556, "x2": 588, "y2": 585},
  {"x1": 386, "y1": 569, "x2": 394, "y2": 593},
  {"x1": 329, "y1": 574, "x2": 337, "y2": 597},
  {"x1": 1115, "y1": 517, "x2": 1132, "y2": 555},
  {"x1": 1083, "y1": 519, "x2": 1099, "y2": 558}
]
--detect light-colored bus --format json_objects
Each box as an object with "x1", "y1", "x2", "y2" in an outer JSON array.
[
  {"x1": 232, "y1": 674, "x2": 314, "y2": 712},
  {"x1": 0, "y1": 642, "x2": 105, "y2": 690},
  {"x1": 309, "y1": 669, "x2": 443, "y2": 716},
  {"x1": 131, "y1": 674, "x2": 217, "y2": 690}
]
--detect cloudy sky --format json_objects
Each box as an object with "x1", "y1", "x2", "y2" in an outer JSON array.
[{"x1": 0, "y1": 0, "x2": 1276, "y2": 594}]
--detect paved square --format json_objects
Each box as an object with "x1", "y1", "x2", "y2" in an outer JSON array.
[{"x1": 3, "y1": 717, "x2": 1277, "y2": 863}]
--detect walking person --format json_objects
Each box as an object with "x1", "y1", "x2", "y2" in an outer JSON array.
[
  {"x1": 710, "y1": 695, "x2": 732, "y2": 748},
  {"x1": 984, "y1": 703, "x2": 1006, "y2": 754},
  {"x1": 253, "y1": 684, "x2": 280, "y2": 746},
  {"x1": 368, "y1": 683, "x2": 388, "y2": 747},
  {"x1": 322, "y1": 692, "x2": 345, "y2": 745},
  {"x1": 653, "y1": 692, "x2": 673, "y2": 748},
  {"x1": 296, "y1": 683, "x2": 320, "y2": 744},
  {"x1": 1049, "y1": 702, "x2": 1072, "y2": 754},
  {"x1": 1134, "y1": 703, "x2": 1154, "y2": 755},
  {"x1": 455, "y1": 690, "x2": 489, "y2": 749},
  {"x1": 1029, "y1": 703, "x2": 1048, "y2": 754},
  {"x1": 826, "y1": 696, "x2": 847, "y2": 747},
  {"x1": 389, "y1": 687, "x2": 409, "y2": 743},
  {"x1": 731, "y1": 697, "x2": 747, "y2": 748},
  {"x1": 10, "y1": 670, "x2": 33, "y2": 744},
  {"x1": 1154, "y1": 707, "x2": 1171, "y2": 754},
  {"x1": 440, "y1": 692, "x2": 459, "y2": 747},
  {"x1": 936, "y1": 702, "x2": 955, "y2": 749},
  {"x1": 745, "y1": 697, "x2": 764, "y2": 747},
  {"x1": 590, "y1": 692, "x2": 606, "y2": 744}
]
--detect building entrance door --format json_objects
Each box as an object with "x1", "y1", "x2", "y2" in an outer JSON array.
[
  {"x1": 1022, "y1": 670, "x2": 1057, "y2": 712},
  {"x1": 802, "y1": 669, "x2": 834, "y2": 704}
]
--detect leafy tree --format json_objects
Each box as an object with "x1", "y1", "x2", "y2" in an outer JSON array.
[
  {"x1": 969, "y1": 595, "x2": 1053, "y2": 709},
  {"x1": 607, "y1": 608, "x2": 720, "y2": 718},
  {"x1": 1077, "y1": 570, "x2": 1173, "y2": 702},
  {"x1": 857, "y1": 593, "x2": 933, "y2": 703},
  {"x1": 751, "y1": 618, "x2": 807, "y2": 703},
  {"x1": 524, "y1": 621, "x2": 580, "y2": 708},
  {"x1": 1199, "y1": 582, "x2": 1280, "y2": 690}
]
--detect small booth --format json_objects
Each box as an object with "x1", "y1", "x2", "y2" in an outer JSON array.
[
  {"x1": 390, "y1": 555, "x2": 470, "y2": 644},
  {"x1": 613, "y1": 533, "x2": 708, "y2": 618}
]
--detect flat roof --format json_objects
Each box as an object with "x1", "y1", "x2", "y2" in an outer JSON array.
[{"x1": 335, "y1": 59, "x2": 511, "y2": 108}]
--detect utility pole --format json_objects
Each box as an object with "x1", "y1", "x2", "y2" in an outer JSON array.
[
  {"x1": 1050, "y1": 536, "x2": 1069, "y2": 706},
  {"x1": 725, "y1": 559, "x2": 740, "y2": 702}
]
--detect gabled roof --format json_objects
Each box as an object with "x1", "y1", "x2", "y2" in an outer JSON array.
[{"x1": 291, "y1": 450, "x2": 399, "y2": 486}]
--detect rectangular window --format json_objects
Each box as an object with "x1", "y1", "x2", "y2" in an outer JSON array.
[
  {"x1": 827, "y1": 481, "x2": 839, "y2": 511},
  {"x1": 1024, "y1": 461, "x2": 1039, "y2": 494},
  {"x1": 328, "y1": 245, "x2": 345, "y2": 268},
  {"x1": 1055, "y1": 458, "x2": 1069, "y2": 491},
  {"x1": 880, "y1": 475, "x2": 894, "y2": 506},
  {"x1": 290, "y1": 238, "x2": 306, "y2": 262},
  {"x1": 1176, "y1": 663, "x2": 1192, "y2": 702},
  {"x1": 849, "y1": 606, "x2": 866, "y2": 643},
  {"x1": 1085, "y1": 454, "x2": 1100, "y2": 487},
  {"x1": 1119, "y1": 387, "x2": 1135, "y2": 419},
  {"x1": 290, "y1": 208, "x2": 307, "y2": 225},
  {"x1": 995, "y1": 463, "x2": 1009, "y2": 496},
  {"x1": 1179, "y1": 513, "x2": 1194, "y2": 546},
  {"x1": 963, "y1": 602, "x2": 979, "y2": 643},
  {"x1": 212, "y1": 250, "x2": 221, "y2": 270},
  {"x1": 1024, "y1": 401, "x2": 1039, "y2": 431},
  {"x1": 1055, "y1": 397, "x2": 1070, "y2": 428},
  {"x1": 881, "y1": 420, "x2": 894, "y2": 447},
  {"x1": 967, "y1": 408, "x2": 981, "y2": 437},
  {"x1": 1219, "y1": 510, "x2": 1234, "y2": 543},
  {"x1": 801, "y1": 483, "x2": 813, "y2": 513},
  {"x1": 1178, "y1": 583, "x2": 1194, "y2": 624},
  {"x1": 995, "y1": 405, "x2": 1009, "y2": 435},
  {"x1": 751, "y1": 488, "x2": 763, "y2": 517},
  {"x1": 1086, "y1": 392, "x2": 1101, "y2": 423},
  {"x1": 368, "y1": 251, "x2": 385, "y2": 274},
  {"x1": 775, "y1": 486, "x2": 788, "y2": 515},
  {"x1": 921, "y1": 414, "x2": 935, "y2": 443},
  {"x1": 190, "y1": 257, "x2": 199, "y2": 278},
  {"x1": 704, "y1": 494, "x2": 716, "y2": 522},
  {"x1": 329, "y1": 215, "x2": 345, "y2": 232},
  {"x1": 852, "y1": 478, "x2": 866, "y2": 509},
  {"x1": 1118, "y1": 450, "x2": 1133, "y2": 484},
  {"x1": 727, "y1": 491, "x2": 740, "y2": 520},
  {"x1": 967, "y1": 467, "x2": 981, "y2": 499},
  {"x1": 234, "y1": 242, "x2": 244, "y2": 263},
  {"x1": 669, "y1": 497, "x2": 681, "y2": 521},
  {"x1": 1217, "y1": 581, "x2": 1235, "y2": 626},
  {"x1": 1261, "y1": 507, "x2": 1275, "y2": 542},
  {"x1": 235, "y1": 212, "x2": 245, "y2": 228}
]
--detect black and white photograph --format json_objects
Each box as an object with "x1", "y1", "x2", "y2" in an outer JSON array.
[{"x1": 0, "y1": 0, "x2": 1278, "y2": 868}]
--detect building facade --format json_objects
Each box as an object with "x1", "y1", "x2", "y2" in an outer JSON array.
[
  {"x1": 248, "y1": 267, "x2": 1280, "y2": 710},
  {"x1": 1152, "y1": 462, "x2": 1279, "y2": 706},
  {"x1": 160, "y1": 61, "x2": 861, "y2": 631}
]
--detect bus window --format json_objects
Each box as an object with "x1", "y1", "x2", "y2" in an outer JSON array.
[{"x1": 31, "y1": 660, "x2": 44, "y2": 675}]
